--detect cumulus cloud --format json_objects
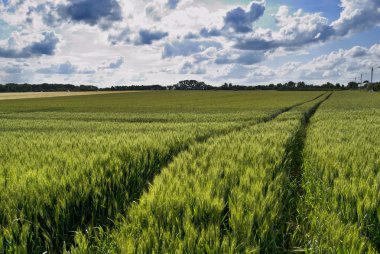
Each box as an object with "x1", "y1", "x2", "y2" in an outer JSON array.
[
  {"x1": 184, "y1": 0, "x2": 380, "y2": 69},
  {"x1": 2, "y1": 64, "x2": 24, "y2": 74},
  {"x1": 20, "y1": 3, "x2": 59, "y2": 28},
  {"x1": 166, "y1": 0, "x2": 180, "y2": 10},
  {"x1": 109, "y1": 28, "x2": 169, "y2": 45},
  {"x1": 0, "y1": 0, "x2": 26, "y2": 13},
  {"x1": 245, "y1": 65, "x2": 275, "y2": 82},
  {"x1": 332, "y1": 0, "x2": 380, "y2": 37},
  {"x1": 178, "y1": 61, "x2": 206, "y2": 74},
  {"x1": 1, "y1": 0, "x2": 123, "y2": 30},
  {"x1": 162, "y1": 40, "x2": 222, "y2": 58},
  {"x1": 221, "y1": 64, "x2": 250, "y2": 79},
  {"x1": 215, "y1": 50, "x2": 264, "y2": 65},
  {"x1": 130, "y1": 73, "x2": 147, "y2": 82},
  {"x1": 184, "y1": 32, "x2": 200, "y2": 40},
  {"x1": 99, "y1": 57, "x2": 124, "y2": 70},
  {"x1": 108, "y1": 27, "x2": 132, "y2": 45},
  {"x1": 37, "y1": 61, "x2": 95, "y2": 75},
  {"x1": 369, "y1": 44, "x2": 380, "y2": 57},
  {"x1": 59, "y1": 0, "x2": 122, "y2": 30},
  {"x1": 232, "y1": 0, "x2": 380, "y2": 53},
  {"x1": 196, "y1": 1, "x2": 265, "y2": 39},
  {"x1": 274, "y1": 7, "x2": 333, "y2": 44},
  {"x1": 135, "y1": 29, "x2": 168, "y2": 45},
  {"x1": 187, "y1": 0, "x2": 380, "y2": 63},
  {"x1": 224, "y1": 1, "x2": 265, "y2": 33},
  {"x1": 277, "y1": 61, "x2": 301, "y2": 77},
  {"x1": 1, "y1": 0, "x2": 380, "y2": 85},
  {"x1": 208, "y1": 64, "x2": 275, "y2": 82},
  {"x1": 211, "y1": 43, "x2": 380, "y2": 84},
  {"x1": 106, "y1": 57, "x2": 124, "y2": 69},
  {"x1": 345, "y1": 46, "x2": 368, "y2": 58},
  {"x1": 0, "y1": 31, "x2": 59, "y2": 58},
  {"x1": 145, "y1": 0, "x2": 191, "y2": 21},
  {"x1": 199, "y1": 28, "x2": 222, "y2": 38},
  {"x1": 234, "y1": 6, "x2": 333, "y2": 51},
  {"x1": 295, "y1": 44, "x2": 380, "y2": 81},
  {"x1": 145, "y1": 2, "x2": 165, "y2": 21}
]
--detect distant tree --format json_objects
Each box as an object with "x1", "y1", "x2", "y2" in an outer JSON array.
[
  {"x1": 221, "y1": 82, "x2": 231, "y2": 90},
  {"x1": 297, "y1": 81, "x2": 306, "y2": 89},
  {"x1": 322, "y1": 82, "x2": 335, "y2": 89},
  {"x1": 286, "y1": 81, "x2": 296, "y2": 89},
  {"x1": 79, "y1": 85, "x2": 98, "y2": 91},
  {"x1": 347, "y1": 82, "x2": 359, "y2": 90},
  {"x1": 366, "y1": 82, "x2": 380, "y2": 91},
  {"x1": 174, "y1": 80, "x2": 213, "y2": 90},
  {"x1": 0, "y1": 80, "x2": 355, "y2": 93}
]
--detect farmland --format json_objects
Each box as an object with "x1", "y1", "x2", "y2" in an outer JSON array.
[
  {"x1": 0, "y1": 91, "x2": 132, "y2": 101},
  {"x1": 0, "y1": 91, "x2": 379, "y2": 253}
]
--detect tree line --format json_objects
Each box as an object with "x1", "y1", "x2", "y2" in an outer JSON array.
[
  {"x1": 0, "y1": 83, "x2": 98, "y2": 92},
  {"x1": 0, "y1": 80, "x2": 379, "y2": 92}
]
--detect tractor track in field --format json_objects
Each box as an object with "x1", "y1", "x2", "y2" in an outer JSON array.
[
  {"x1": 122, "y1": 91, "x2": 329, "y2": 203},
  {"x1": 280, "y1": 92, "x2": 332, "y2": 253},
  {"x1": 2, "y1": 93, "x2": 328, "y2": 253},
  {"x1": 18, "y1": 93, "x2": 326, "y2": 252},
  {"x1": 126, "y1": 92, "x2": 327, "y2": 206},
  {"x1": 61, "y1": 93, "x2": 327, "y2": 251}
]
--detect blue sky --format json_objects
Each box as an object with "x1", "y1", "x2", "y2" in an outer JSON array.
[{"x1": 0, "y1": 0, "x2": 379, "y2": 86}]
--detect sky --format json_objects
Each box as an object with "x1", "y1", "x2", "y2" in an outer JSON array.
[{"x1": 0, "y1": 0, "x2": 379, "y2": 87}]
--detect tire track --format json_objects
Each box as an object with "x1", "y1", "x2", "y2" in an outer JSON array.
[
  {"x1": 65, "y1": 93, "x2": 326, "y2": 251},
  {"x1": 280, "y1": 93, "x2": 332, "y2": 253}
]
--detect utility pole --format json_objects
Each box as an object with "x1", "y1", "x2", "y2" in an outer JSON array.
[
  {"x1": 360, "y1": 72, "x2": 368, "y2": 87},
  {"x1": 361, "y1": 73, "x2": 363, "y2": 86},
  {"x1": 371, "y1": 67, "x2": 374, "y2": 84}
]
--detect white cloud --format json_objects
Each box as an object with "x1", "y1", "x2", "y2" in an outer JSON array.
[
  {"x1": 221, "y1": 64, "x2": 250, "y2": 79},
  {"x1": 332, "y1": 0, "x2": 380, "y2": 36},
  {"x1": 0, "y1": 31, "x2": 59, "y2": 58},
  {"x1": 99, "y1": 57, "x2": 124, "y2": 70},
  {"x1": 36, "y1": 61, "x2": 96, "y2": 75},
  {"x1": 296, "y1": 44, "x2": 379, "y2": 82},
  {"x1": 234, "y1": 6, "x2": 332, "y2": 51},
  {"x1": 178, "y1": 61, "x2": 206, "y2": 74},
  {"x1": 0, "y1": 0, "x2": 379, "y2": 86},
  {"x1": 223, "y1": 1, "x2": 265, "y2": 33},
  {"x1": 206, "y1": 44, "x2": 380, "y2": 85}
]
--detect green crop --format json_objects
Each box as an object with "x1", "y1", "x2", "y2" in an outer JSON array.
[
  {"x1": 68, "y1": 94, "x2": 331, "y2": 253},
  {"x1": 1, "y1": 91, "x2": 378, "y2": 254},
  {"x1": 0, "y1": 91, "x2": 321, "y2": 253},
  {"x1": 297, "y1": 91, "x2": 380, "y2": 253}
]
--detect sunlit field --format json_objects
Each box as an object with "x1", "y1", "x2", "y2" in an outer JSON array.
[
  {"x1": 0, "y1": 91, "x2": 379, "y2": 254},
  {"x1": 0, "y1": 91, "x2": 136, "y2": 101}
]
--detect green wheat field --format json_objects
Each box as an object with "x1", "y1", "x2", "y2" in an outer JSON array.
[{"x1": 0, "y1": 91, "x2": 379, "y2": 253}]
